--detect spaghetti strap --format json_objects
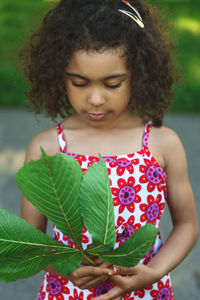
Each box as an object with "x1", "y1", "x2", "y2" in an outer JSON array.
[
  {"x1": 56, "y1": 122, "x2": 67, "y2": 153},
  {"x1": 142, "y1": 121, "x2": 152, "y2": 149}
]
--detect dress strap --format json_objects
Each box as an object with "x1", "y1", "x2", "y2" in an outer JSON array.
[
  {"x1": 56, "y1": 122, "x2": 67, "y2": 153},
  {"x1": 142, "y1": 121, "x2": 152, "y2": 149}
]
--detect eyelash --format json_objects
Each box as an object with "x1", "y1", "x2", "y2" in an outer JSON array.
[{"x1": 72, "y1": 82, "x2": 121, "y2": 89}]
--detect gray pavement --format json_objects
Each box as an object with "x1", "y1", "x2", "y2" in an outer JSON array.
[{"x1": 0, "y1": 109, "x2": 199, "y2": 299}]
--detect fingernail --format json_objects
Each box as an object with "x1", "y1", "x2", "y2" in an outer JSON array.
[
  {"x1": 108, "y1": 271, "x2": 113, "y2": 275},
  {"x1": 113, "y1": 266, "x2": 118, "y2": 273}
]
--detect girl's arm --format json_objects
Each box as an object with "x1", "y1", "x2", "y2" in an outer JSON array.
[
  {"x1": 94, "y1": 128, "x2": 199, "y2": 300},
  {"x1": 21, "y1": 131, "x2": 113, "y2": 289},
  {"x1": 145, "y1": 128, "x2": 199, "y2": 276}
]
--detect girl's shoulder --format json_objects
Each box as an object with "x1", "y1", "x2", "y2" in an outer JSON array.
[
  {"x1": 25, "y1": 125, "x2": 59, "y2": 162},
  {"x1": 150, "y1": 125, "x2": 186, "y2": 171},
  {"x1": 150, "y1": 125, "x2": 182, "y2": 148}
]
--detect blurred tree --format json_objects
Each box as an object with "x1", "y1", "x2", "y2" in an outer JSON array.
[{"x1": 0, "y1": 0, "x2": 199, "y2": 111}]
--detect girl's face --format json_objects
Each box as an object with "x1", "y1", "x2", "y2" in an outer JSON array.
[{"x1": 65, "y1": 48, "x2": 132, "y2": 127}]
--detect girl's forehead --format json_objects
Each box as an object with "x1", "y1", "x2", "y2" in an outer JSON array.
[{"x1": 66, "y1": 48, "x2": 129, "y2": 78}]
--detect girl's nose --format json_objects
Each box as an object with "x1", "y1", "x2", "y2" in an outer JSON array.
[{"x1": 87, "y1": 88, "x2": 106, "y2": 106}]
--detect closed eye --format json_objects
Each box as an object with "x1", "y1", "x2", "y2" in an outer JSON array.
[
  {"x1": 72, "y1": 82, "x2": 121, "y2": 88},
  {"x1": 106, "y1": 83, "x2": 121, "y2": 89},
  {"x1": 72, "y1": 82, "x2": 87, "y2": 87}
]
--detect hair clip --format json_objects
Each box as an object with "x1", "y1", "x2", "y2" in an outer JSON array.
[{"x1": 119, "y1": 0, "x2": 144, "y2": 28}]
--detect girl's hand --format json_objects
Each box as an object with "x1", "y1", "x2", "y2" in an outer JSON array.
[
  {"x1": 66, "y1": 259, "x2": 114, "y2": 290},
  {"x1": 93, "y1": 263, "x2": 159, "y2": 299}
]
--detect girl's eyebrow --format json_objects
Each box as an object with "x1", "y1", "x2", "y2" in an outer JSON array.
[{"x1": 65, "y1": 72, "x2": 127, "y2": 80}]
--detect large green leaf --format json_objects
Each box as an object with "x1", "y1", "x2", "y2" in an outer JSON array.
[
  {"x1": 79, "y1": 155, "x2": 116, "y2": 248},
  {"x1": 0, "y1": 150, "x2": 159, "y2": 282},
  {"x1": 0, "y1": 208, "x2": 82, "y2": 281},
  {"x1": 88, "y1": 223, "x2": 158, "y2": 267},
  {"x1": 16, "y1": 148, "x2": 83, "y2": 249}
]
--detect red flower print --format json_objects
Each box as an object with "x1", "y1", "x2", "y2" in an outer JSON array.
[
  {"x1": 88, "y1": 280, "x2": 114, "y2": 298},
  {"x1": 37, "y1": 291, "x2": 45, "y2": 300},
  {"x1": 140, "y1": 194, "x2": 165, "y2": 225},
  {"x1": 142, "y1": 123, "x2": 151, "y2": 146},
  {"x1": 104, "y1": 157, "x2": 139, "y2": 176},
  {"x1": 102, "y1": 156, "x2": 117, "y2": 168},
  {"x1": 163, "y1": 184, "x2": 167, "y2": 199},
  {"x1": 56, "y1": 123, "x2": 63, "y2": 135},
  {"x1": 143, "y1": 132, "x2": 150, "y2": 148},
  {"x1": 46, "y1": 274, "x2": 69, "y2": 300},
  {"x1": 53, "y1": 228, "x2": 60, "y2": 242},
  {"x1": 63, "y1": 226, "x2": 89, "y2": 248},
  {"x1": 150, "y1": 278, "x2": 173, "y2": 300},
  {"x1": 63, "y1": 235, "x2": 78, "y2": 249},
  {"x1": 123, "y1": 293, "x2": 134, "y2": 300},
  {"x1": 132, "y1": 158, "x2": 139, "y2": 165},
  {"x1": 81, "y1": 225, "x2": 89, "y2": 244},
  {"x1": 69, "y1": 288, "x2": 83, "y2": 300},
  {"x1": 88, "y1": 156, "x2": 100, "y2": 167},
  {"x1": 112, "y1": 177, "x2": 141, "y2": 214},
  {"x1": 37, "y1": 282, "x2": 46, "y2": 300},
  {"x1": 127, "y1": 153, "x2": 135, "y2": 159},
  {"x1": 116, "y1": 158, "x2": 134, "y2": 176},
  {"x1": 72, "y1": 154, "x2": 87, "y2": 166},
  {"x1": 67, "y1": 153, "x2": 87, "y2": 166},
  {"x1": 143, "y1": 147, "x2": 151, "y2": 157},
  {"x1": 87, "y1": 292, "x2": 94, "y2": 300},
  {"x1": 82, "y1": 168, "x2": 87, "y2": 175},
  {"x1": 142, "y1": 244, "x2": 155, "y2": 265},
  {"x1": 134, "y1": 289, "x2": 145, "y2": 298},
  {"x1": 60, "y1": 145, "x2": 66, "y2": 153},
  {"x1": 116, "y1": 216, "x2": 141, "y2": 246},
  {"x1": 139, "y1": 158, "x2": 165, "y2": 192},
  {"x1": 134, "y1": 284, "x2": 153, "y2": 298}
]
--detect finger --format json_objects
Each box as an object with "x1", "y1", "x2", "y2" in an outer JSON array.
[
  {"x1": 77, "y1": 265, "x2": 114, "y2": 277},
  {"x1": 113, "y1": 265, "x2": 135, "y2": 275},
  {"x1": 98, "y1": 262, "x2": 113, "y2": 269},
  {"x1": 110, "y1": 274, "x2": 133, "y2": 290},
  {"x1": 93, "y1": 286, "x2": 123, "y2": 300},
  {"x1": 81, "y1": 275, "x2": 109, "y2": 289}
]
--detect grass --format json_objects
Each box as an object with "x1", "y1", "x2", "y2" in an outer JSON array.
[{"x1": 0, "y1": 0, "x2": 200, "y2": 111}]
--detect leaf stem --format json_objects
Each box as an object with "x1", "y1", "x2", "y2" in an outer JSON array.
[
  {"x1": 82, "y1": 253, "x2": 97, "y2": 266},
  {"x1": 86, "y1": 244, "x2": 106, "y2": 251}
]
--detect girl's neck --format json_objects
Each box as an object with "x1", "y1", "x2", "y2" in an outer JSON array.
[{"x1": 63, "y1": 109, "x2": 143, "y2": 133}]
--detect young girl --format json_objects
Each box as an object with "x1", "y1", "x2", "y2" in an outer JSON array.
[{"x1": 20, "y1": 0, "x2": 198, "y2": 299}]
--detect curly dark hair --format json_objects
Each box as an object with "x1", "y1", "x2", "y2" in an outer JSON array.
[{"x1": 19, "y1": 0, "x2": 178, "y2": 126}]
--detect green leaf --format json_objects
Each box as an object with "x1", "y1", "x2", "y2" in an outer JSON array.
[
  {"x1": 86, "y1": 240, "x2": 111, "y2": 254},
  {"x1": 89, "y1": 223, "x2": 158, "y2": 267},
  {"x1": 16, "y1": 148, "x2": 83, "y2": 249},
  {"x1": 0, "y1": 208, "x2": 81, "y2": 281},
  {"x1": 2, "y1": 150, "x2": 159, "y2": 282},
  {"x1": 52, "y1": 252, "x2": 83, "y2": 275},
  {"x1": 79, "y1": 155, "x2": 116, "y2": 248}
]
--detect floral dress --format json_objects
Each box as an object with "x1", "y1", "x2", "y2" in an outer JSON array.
[{"x1": 38, "y1": 121, "x2": 174, "y2": 300}]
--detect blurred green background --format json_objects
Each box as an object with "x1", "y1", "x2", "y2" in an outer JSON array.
[{"x1": 0, "y1": 0, "x2": 199, "y2": 111}]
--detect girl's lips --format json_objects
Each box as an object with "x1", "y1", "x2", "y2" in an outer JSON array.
[{"x1": 87, "y1": 113, "x2": 107, "y2": 121}]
